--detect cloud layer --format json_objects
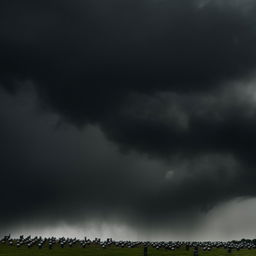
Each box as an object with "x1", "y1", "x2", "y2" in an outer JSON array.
[{"x1": 1, "y1": 0, "x2": 256, "y2": 239}]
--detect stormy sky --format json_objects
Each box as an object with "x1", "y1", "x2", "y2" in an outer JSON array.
[{"x1": 1, "y1": 0, "x2": 256, "y2": 241}]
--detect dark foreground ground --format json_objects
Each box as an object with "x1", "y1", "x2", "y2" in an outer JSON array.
[
  {"x1": 2, "y1": 244, "x2": 256, "y2": 256},
  {"x1": 2, "y1": 236, "x2": 256, "y2": 256}
]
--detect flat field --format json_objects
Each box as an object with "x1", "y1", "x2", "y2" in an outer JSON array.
[{"x1": 1, "y1": 244, "x2": 256, "y2": 256}]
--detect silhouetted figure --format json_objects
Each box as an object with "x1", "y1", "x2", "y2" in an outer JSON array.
[
  {"x1": 144, "y1": 246, "x2": 148, "y2": 256},
  {"x1": 194, "y1": 247, "x2": 199, "y2": 256}
]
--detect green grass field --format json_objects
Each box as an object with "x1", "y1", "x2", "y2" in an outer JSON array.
[{"x1": 1, "y1": 244, "x2": 256, "y2": 256}]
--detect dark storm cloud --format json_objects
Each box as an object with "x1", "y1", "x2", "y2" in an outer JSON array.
[
  {"x1": 1, "y1": 0, "x2": 256, "y2": 237},
  {"x1": 0, "y1": 88, "x2": 255, "y2": 238},
  {"x1": 1, "y1": 0, "x2": 256, "y2": 156}
]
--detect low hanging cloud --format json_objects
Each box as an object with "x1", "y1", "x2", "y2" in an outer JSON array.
[{"x1": 1, "y1": 0, "x2": 256, "y2": 239}]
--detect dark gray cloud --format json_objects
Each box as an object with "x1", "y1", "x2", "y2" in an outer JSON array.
[
  {"x1": 1, "y1": 0, "x2": 256, "y2": 239},
  {"x1": 1, "y1": 0, "x2": 256, "y2": 156}
]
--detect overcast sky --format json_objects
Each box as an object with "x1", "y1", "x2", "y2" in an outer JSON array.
[{"x1": 1, "y1": 0, "x2": 256, "y2": 241}]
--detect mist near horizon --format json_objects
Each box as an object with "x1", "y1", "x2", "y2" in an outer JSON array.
[{"x1": 6, "y1": 198, "x2": 256, "y2": 242}]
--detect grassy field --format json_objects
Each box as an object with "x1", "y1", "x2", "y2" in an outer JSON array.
[{"x1": 2, "y1": 244, "x2": 256, "y2": 256}]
